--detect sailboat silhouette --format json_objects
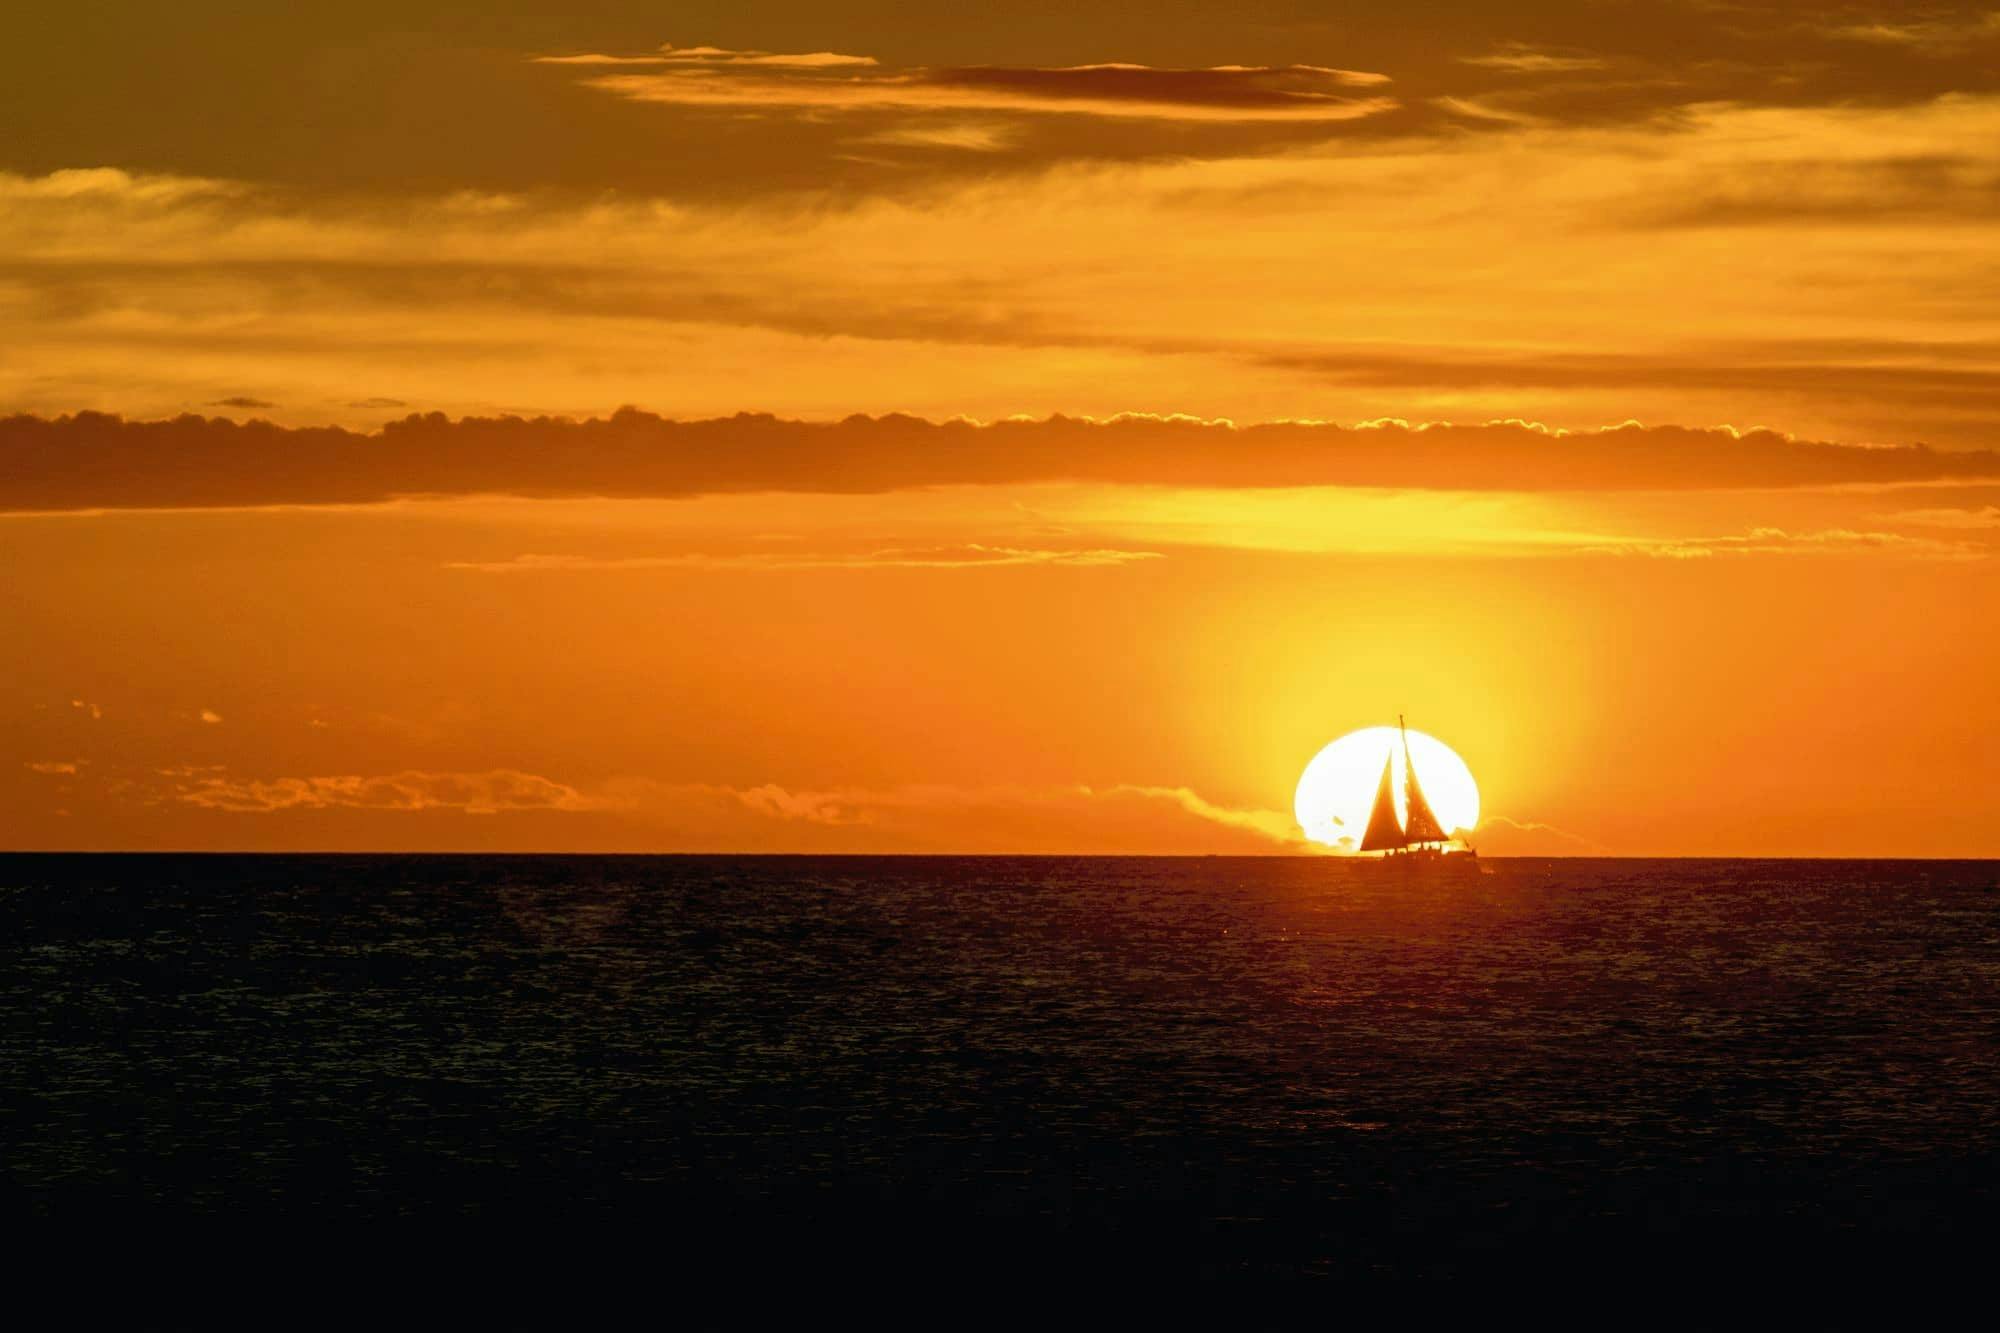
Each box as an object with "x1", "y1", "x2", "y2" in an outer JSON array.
[{"x1": 1359, "y1": 716, "x2": 1479, "y2": 867}]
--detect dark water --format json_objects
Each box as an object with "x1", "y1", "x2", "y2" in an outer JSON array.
[{"x1": 4, "y1": 855, "x2": 1998, "y2": 1286}]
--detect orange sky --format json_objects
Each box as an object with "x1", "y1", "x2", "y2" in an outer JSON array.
[{"x1": 4, "y1": 3, "x2": 1998, "y2": 854}]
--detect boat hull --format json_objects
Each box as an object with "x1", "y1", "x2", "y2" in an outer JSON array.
[{"x1": 1368, "y1": 848, "x2": 1488, "y2": 875}]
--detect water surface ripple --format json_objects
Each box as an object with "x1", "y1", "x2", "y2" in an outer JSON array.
[{"x1": 4, "y1": 855, "x2": 1995, "y2": 1277}]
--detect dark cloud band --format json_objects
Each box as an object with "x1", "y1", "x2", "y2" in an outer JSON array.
[{"x1": 5, "y1": 410, "x2": 1996, "y2": 512}]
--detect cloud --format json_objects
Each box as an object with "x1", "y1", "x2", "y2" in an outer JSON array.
[
  {"x1": 208, "y1": 397, "x2": 276, "y2": 410},
  {"x1": 733, "y1": 784, "x2": 868, "y2": 825},
  {"x1": 1583, "y1": 526, "x2": 1980, "y2": 560},
  {"x1": 550, "y1": 44, "x2": 1396, "y2": 124},
  {"x1": 70, "y1": 698, "x2": 102, "y2": 719},
  {"x1": 5, "y1": 81, "x2": 2000, "y2": 447},
  {"x1": 198, "y1": 709, "x2": 223, "y2": 724},
  {"x1": 1469, "y1": 815, "x2": 1606, "y2": 856},
  {"x1": 1106, "y1": 784, "x2": 1304, "y2": 846},
  {"x1": 442, "y1": 545, "x2": 1164, "y2": 573},
  {"x1": 0, "y1": 167, "x2": 238, "y2": 205},
  {"x1": 850, "y1": 122, "x2": 1018, "y2": 153},
  {"x1": 1458, "y1": 44, "x2": 1608, "y2": 74},
  {"x1": 1430, "y1": 94, "x2": 1545, "y2": 125},
  {"x1": 19, "y1": 10, "x2": 2000, "y2": 212},
  {"x1": 1822, "y1": 14, "x2": 2000, "y2": 52},
  {"x1": 4, "y1": 411, "x2": 1996, "y2": 513},
  {"x1": 4, "y1": 91, "x2": 1999, "y2": 450},
  {"x1": 1888, "y1": 504, "x2": 2000, "y2": 529},
  {"x1": 532, "y1": 23, "x2": 2000, "y2": 154},
  {"x1": 1251, "y1": 341, "x2": 2000, "y2": 412},
  {"x1": 535, "y1": 44, "x2": 880, "y2": 70},
  {"x1": 680, "y1": 780, "x2": 1303, "y2": 853},
  {"x1": 173, "y1": 768, "x2": 594, "y2": 815},
  {"x1": 25, "y1": 761, "x2": 81, "y2": 775},
  {"x1": 160, "y1": 768, "x2": 1299, "y2": 852},
  {"x1": 1615, "y1": 152, "x2": 2000, "y2": 228}
]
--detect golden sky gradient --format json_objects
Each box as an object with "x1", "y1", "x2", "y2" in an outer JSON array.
[{"x1": 4, "y1": 2, "x2": 1998, "y2": 853}]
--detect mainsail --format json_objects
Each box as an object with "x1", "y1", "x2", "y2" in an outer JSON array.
[
  {"x1": 1399, "y1": 715, "x2": 1450, "y2": 845},
  {"x1": 1358, "y1": 755, "x2": 1407, "y2": 852}
]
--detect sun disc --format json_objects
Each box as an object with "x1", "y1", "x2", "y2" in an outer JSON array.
[{"x1": 1295, "y1": 727, "x2": 1480, "y2": 852}]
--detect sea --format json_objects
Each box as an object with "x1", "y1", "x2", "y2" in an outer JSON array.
[{"x1": 4, "y1": 855, "x2": 1996, "y2": 1297}]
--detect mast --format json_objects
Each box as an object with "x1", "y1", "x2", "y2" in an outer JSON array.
[
  {"x1": 1357, "y1": 753, "x2": 1407, "y2": 852},
  {"x1": 1399, "y1": 714, "x2": 1450, "y2": 847}
]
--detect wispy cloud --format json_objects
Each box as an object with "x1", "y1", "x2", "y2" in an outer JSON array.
[
  {"x1": 534, "y1": 43, "x2": 880, "y2": 70},
  {"x1": 160, "y1": 768, "x2": 1300, "y2": 852},
  {"x1": 6, "y1": 82, "x2": 2000, "y2": 448},
  {"x1": 1822, "y1": 14, "x2": 2000, "y2": 51},
  {"x1": 0, "y1": 167, "x2": 239, "y2": 205},
  {"x1": 732, "y1": 783, "x2": 868, "y2": 825},
  {"x1": 546, "y1": 44, "x2": 1395, "y2": 124},
  {"x1": 1471, "y1": 815, "x2": 1607, "y2": 856},
  {"x1": 697, "y1": 780, "x2": 1302, "y2": 851},
  {"x1": 849, "y1": 122, "x2": 1018, "y2": 153},
  {"x1": 1581, "y1": 526, "x2": 1981, "y2": 560},
  {"x1": 1458, "y1": 44, "x2": 1608, "y2": 74},
  {"x1": 442, "y1": 544, "x2": 1164, "y2": 574},
  {"x1": 1105, "y1": 784, "x2": 1304, "y2": 845},
  {"x1": 173, "y1": 769, "x2": 594, "y2": 815},
  {"x1": 1888, "y1": 504, "x2": 2000, "y2": 529}
]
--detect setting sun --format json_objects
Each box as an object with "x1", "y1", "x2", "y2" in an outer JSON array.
[{"x1": 1295, "y1": 726, "x2": 1481, "y2": 853}]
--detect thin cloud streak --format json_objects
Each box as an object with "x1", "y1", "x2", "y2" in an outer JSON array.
[
  {"x1": 1887, "y1": 504, "x2": 2000, "y2": 529},
  {"x1": 443, "y1": 545, "x2": 1165, "y2": 573},
  {"x1": 160, "y1": 768, "x2": 1305, "y2": 853},
  {"x1": 1579, "y1": 526, "x2": 1982, "y2": 560},
  {"x1": 173, "y1": 769, "x2": 596, "y2": 815},
  {"x1": 1458, "y1": 45, "x2": 1609, "y2": 74},
  {"x1": 534, "y1": 44, "x2": 881, "y2": 70},
  {"x1": 548, "y1": 44, "x2": 1396, "y2": 124},
  {"x1": 582, "y1": 71, "x2": 1395, "y2": 124}
]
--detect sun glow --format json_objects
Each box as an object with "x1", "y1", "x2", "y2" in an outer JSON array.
[{"x1": 1294, "y1": 727, "x2": 1481, "y2": 853}]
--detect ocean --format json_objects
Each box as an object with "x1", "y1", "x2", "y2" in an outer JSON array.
[{"x1": 4, "y1": 854, "x2": 1996, "y2": 1290}]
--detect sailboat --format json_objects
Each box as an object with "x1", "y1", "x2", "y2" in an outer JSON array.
[{"x1": 1359, "y1": 716, "x2": 1481, "y2": 870}]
